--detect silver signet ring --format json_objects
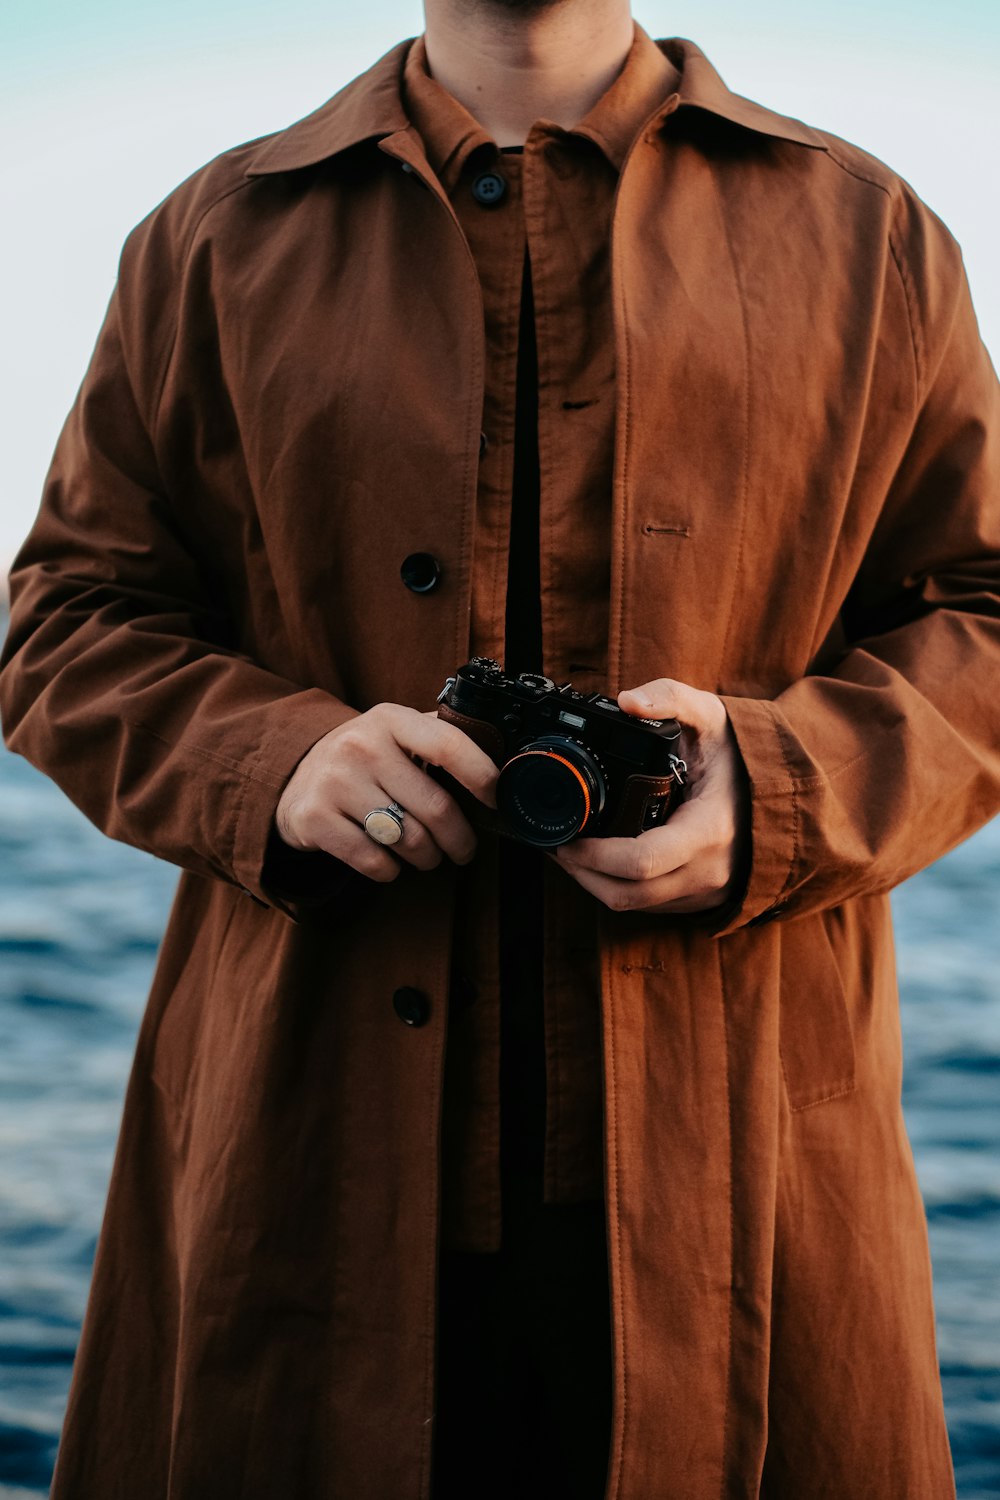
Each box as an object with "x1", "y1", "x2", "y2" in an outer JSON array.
[{"x1": 363, "y1": 802, "x2": 405, "y2": 846}]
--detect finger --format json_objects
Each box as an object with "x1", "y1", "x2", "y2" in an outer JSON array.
[
  {"x1": 377, "y1": 703, "x2": 498, "y2": 809},
  {"x1": 331, "y1": 825, "x2": 405, "y2": 883},
  {"x1": 616, "y1": 677, "x2": 725, "y2": 736},
  {"x1": 549, "y1": 850, "x2": 727, "y2": 914},
  {"x1": 359, "y1": 781, "x2": 451, "y2": 872},
  {"x1": 298, "y1": 779, "x2": 442, "y2": 878},
  {"x1": 306, "y1": 814, "x2": 404, "y2": 884},
  {"x1": 371, "y1": 753, "x2": 479, "y2": 866},
  {"x1": 554, "y1": 798, "x2": 708, "y2": 880}
]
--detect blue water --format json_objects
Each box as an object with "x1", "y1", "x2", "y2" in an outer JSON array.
[{"x1": 0, "y1": 702, "x2": 998, "y2": 1497}]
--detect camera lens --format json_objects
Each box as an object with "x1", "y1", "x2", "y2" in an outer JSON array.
[{"x1": 495, "y1": 736, "x2": 606, "y2": 847}]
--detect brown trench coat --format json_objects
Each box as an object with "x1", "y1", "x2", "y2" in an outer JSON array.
[{"x1": 2, "y1": 31, "x2": 999, "y2": 1500}]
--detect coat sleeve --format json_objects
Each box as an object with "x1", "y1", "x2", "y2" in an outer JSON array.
[
  {"x1": 0, "y1": 236, "x2": 368, "y2": 924},
  {"x1": 712, "y1": 201, "x2": 1000, "y2": 936}
]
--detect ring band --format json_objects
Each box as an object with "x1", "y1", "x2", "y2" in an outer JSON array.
[{"x1": 363, "y1": 801, "x2": 406, "y2": 846}]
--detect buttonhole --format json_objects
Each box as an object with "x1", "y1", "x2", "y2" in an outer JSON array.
[
  {"x1": 642, "y1": 522, "x2": 690, "y2": 538},
  {"x1": 562, "y1": 398, "x2": 599, "y2": 410}
]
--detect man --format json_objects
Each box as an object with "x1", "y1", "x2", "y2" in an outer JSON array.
[{"x1": 1, "y1": 0, "x2": 997, "y2": 1494}]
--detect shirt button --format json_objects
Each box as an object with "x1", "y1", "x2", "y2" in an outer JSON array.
[
  {"x1": 400, "y1": 552, "x2": 442, "y2": 593},
  {"x1": 393, "y1": 986, "x2": 431, "y2": 1026},
  {"x1": 471, "y1": 170, "x2": 507, "y2": 206}
]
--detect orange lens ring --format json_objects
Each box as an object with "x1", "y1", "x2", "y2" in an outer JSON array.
[{"x1": 503, "y1": 749, "x2": 591, "y2": 826}]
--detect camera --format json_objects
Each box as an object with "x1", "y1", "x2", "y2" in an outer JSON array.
[{"x1": 433, "y1": 656, "x2": 687, "y2": 848}]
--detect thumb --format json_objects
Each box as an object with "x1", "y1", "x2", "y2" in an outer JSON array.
[{"x1": 617, "y1": 677, "x2": 725, "y2": 735}]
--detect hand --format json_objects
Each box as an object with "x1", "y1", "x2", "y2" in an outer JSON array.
[
  {"x1": 550, "y1": 677, "x2": 749, "y2": 914},
  {"x1": 274, "y1": 704, "x2": 499, "y2": 883}
]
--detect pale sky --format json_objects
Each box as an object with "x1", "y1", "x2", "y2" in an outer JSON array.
[{"x1": 2, "y1": 0, "x2": 998, "y2": 568}]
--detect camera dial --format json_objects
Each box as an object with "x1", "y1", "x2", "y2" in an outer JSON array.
[
  {"x1": 516, "y1": 672, "x2": 557, "y2": 694},
  {"x1": 495, "y1": 735, "x2": 608, "y2": 847}
]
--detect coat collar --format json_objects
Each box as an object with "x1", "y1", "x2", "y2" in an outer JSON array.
[
  {"x1": 242, "y1": 33, "x2": 828, "y2": 180},
  {"x1": 401, "y1": 21, "x2": 684, "y2": 188}
]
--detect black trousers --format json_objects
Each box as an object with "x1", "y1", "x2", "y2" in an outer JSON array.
[{"x1": 431, "y1": 840, "x2": 613, "y2": 1499}]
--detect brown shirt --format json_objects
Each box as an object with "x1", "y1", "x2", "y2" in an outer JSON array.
[{"x1": 402, "y1": 22, "x2": 681, "y2": 1252}]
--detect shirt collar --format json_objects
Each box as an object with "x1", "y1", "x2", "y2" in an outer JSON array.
[
  {"x1": 244, "y1": 31, "x2": 828, "y2": 180},
  {"x1": 401, "y1": 20, "x2": 683, "y2": 190}
]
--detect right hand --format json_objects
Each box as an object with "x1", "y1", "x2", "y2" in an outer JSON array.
[{"x1": 273, "y1": 703, "x2": 499, "y2": 883}]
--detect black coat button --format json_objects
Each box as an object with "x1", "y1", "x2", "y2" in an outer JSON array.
[
  {"x1": 479, "y1": 430, "x2": 489, "y2": 457},
  {"x1": 471, "y1": 171, "x2": 506, "y2": 205},
  {"x1": 400, "y1": 552, "x2": 442, "y2": 593},
  {"x1": 393, "y1": 986, "x2": 431, "y2": 1026}
]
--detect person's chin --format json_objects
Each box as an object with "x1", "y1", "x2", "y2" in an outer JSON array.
[{"x1": 464, "y1": 0, "x2": 570, "y2": 13}]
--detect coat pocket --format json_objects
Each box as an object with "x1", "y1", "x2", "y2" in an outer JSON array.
[{"x1": 778, "y1": 914, "x2": 857, "y2": 1111}]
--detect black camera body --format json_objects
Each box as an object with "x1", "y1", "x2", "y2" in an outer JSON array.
[{"x1": 434, "y1": 657, "x2": 687, "y2": 848}]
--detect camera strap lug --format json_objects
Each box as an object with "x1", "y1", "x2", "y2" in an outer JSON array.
[
  {"x1": 669, "y1": 753, "x2": 688, "y2": 786},
  {"x1": 436, "y1": 676, "x2": 457, "y2": 704}
]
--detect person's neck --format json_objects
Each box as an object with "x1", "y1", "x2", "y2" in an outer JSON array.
[{"x1": 420, "y1": 0, "x2": 636, "y2": 147}]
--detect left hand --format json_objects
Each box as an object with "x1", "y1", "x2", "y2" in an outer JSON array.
[{"x1": 550, "y1": 677, "x2": 749, "y2": 914}]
